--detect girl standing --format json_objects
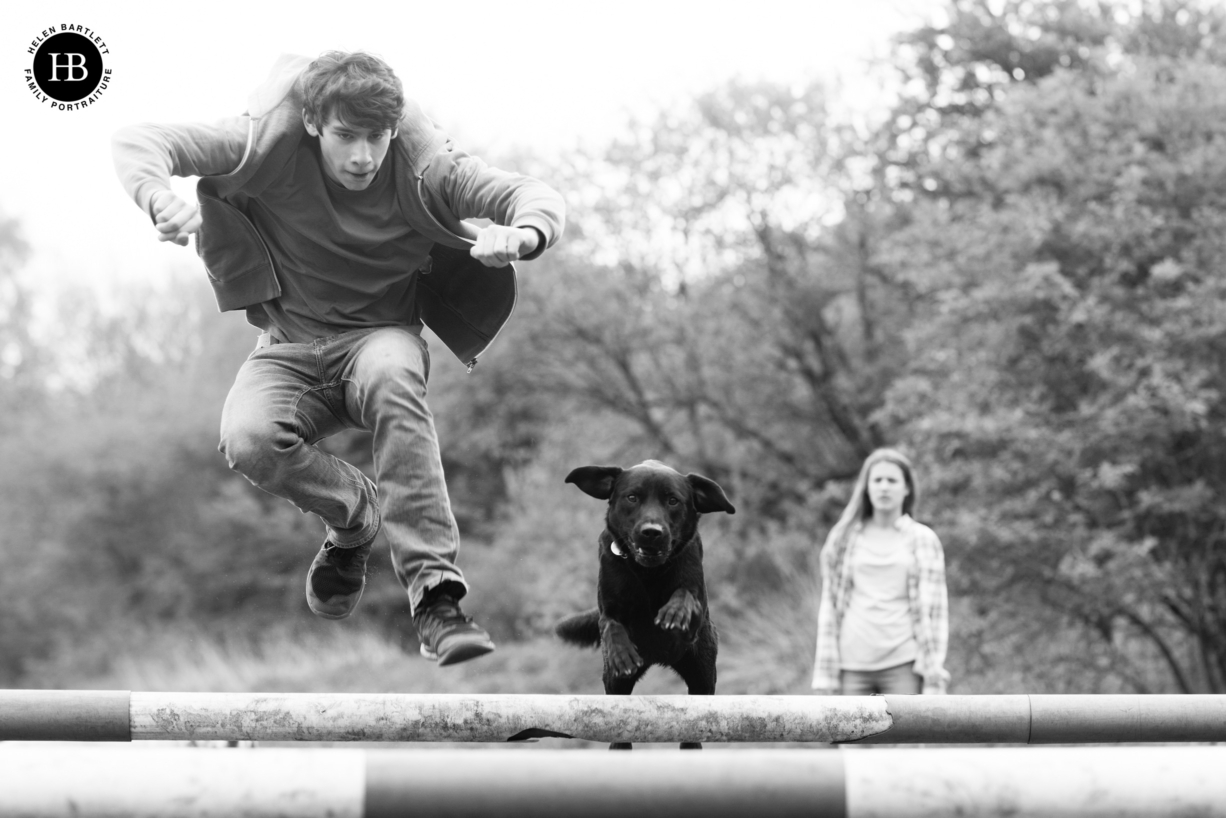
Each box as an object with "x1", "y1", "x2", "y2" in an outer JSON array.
[{"x1": 812, "y1": 448, "x2": 950, "y2": 695}]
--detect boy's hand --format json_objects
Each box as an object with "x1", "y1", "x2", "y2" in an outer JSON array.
[
  {"x1": 470, "y1": 225, "x2": 539, "y2": 267},
  {"x1": 150, "y1": 189, "x2": 202, "y2": 246}
]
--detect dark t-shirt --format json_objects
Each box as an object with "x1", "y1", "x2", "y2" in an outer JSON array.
[{"x1": 244, "y1": 139, "x2": 434, "y2": 343}]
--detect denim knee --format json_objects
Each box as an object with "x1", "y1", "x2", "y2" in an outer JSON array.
[
  {"x1": 218, "y1": 419, "x2": 298, "y2": 482},
  {"x1": 356, "y1": 330, "x2": 430, "y2": 383},
  {"x1": 348, "y1": 332, "x2": 432, "y2": 420}
]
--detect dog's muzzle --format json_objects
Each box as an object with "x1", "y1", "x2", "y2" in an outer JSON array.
[{"x1": 630, "y1": 525, "x2": 669, "y2": 565}]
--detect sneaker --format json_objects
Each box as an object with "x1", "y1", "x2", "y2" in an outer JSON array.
[
  {"x1": 413, "y1": 594, "x2": 496, "y2": 666},
  {"x1": 305, "y1": 540, "x2": 372, "y2": 620}
]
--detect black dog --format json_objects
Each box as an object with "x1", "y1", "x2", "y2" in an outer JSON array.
[{"x1": 556, "y1": 460, "x2": 735, "y2": 750}]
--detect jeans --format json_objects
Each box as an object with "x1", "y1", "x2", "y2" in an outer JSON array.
[
  {"x1": 840, "y1": 661, "x2": 923, "y2": 695},
  {"x1": 218, "y1": 326, "x2": 464, "y2": 613}
]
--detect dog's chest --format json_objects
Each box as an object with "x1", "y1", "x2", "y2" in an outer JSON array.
[
  {"x1": 606, "y1": 566, "x2": 707, "y2": 647},
  {"x1": 603, "y1": 556, "x2": 697, "y2": 602}
]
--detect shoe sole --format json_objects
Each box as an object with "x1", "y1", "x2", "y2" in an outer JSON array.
[
  {"x1": 308, "y1": 604, "x2": 356, "y2": 620},
  {"x1": 420, "y1": 640, "x2": 496, "y2": 666},
  {"x1": 305, "y1": 584, "x2": 364, "y2": 620}
]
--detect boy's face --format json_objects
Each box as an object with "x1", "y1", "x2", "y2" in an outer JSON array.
[{"x1": 304, "y1": 113, "x2": 397, "y2": 191}]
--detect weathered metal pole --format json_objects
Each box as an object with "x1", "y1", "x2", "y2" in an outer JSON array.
[
  {"x1": 1, "y1": 691, "x2": 892, "y2": 743},
  {"x1": 0, "y1": 689, "x2": 129, "y2": 741},
  {"x1": 3, "y1": 690, "x2": 1226, "y2": 744},
  {"x1": 856, "y1": 693, "x2": 1226, "y2": 743}
]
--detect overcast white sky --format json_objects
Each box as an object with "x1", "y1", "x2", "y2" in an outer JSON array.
[{"x1": 4, "y1": 0, "x2": 944, "y2": 293}]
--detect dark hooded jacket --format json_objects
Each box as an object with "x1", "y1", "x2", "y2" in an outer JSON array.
[{"x1": 113, "y1": 54, "x2": 566, "y2": 367}]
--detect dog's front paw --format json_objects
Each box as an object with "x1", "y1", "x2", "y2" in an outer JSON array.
[
  {"x1": 605, "y1": 636, "x2": 643, "y2": 676},
  {"x1": 655, "y1": 589, "x2": 701, "y2": 631},
  {"x1": 601, "y1": 619, "x2": 643, "y2": 676}
]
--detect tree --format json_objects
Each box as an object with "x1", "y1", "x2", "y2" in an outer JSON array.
[
  {"x1": 876, "y1": 0, "x2": 1226, "y2": 199},
  {"x1": 507, "y1": 79, "x2": 914, "y2": 520},
  {"x1": 879, "y1": 58, "x2": 1226, "y2": 692},
  {"x1": 0, "y1": 214, "x2": 42, "y2": 407}
]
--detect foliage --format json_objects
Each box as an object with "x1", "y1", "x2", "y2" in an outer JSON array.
[
  {"x1": 879, "y1": 58, "x2": 1226, "y2": 692},
  {"x1": 0, "y1": 214, "x2": 42, "y2": 406},
  {"x1": 506, "y1": 79, "x2": 907, "y2": 521},
  {"x1": 879, "y1": 0, "x2": 1226, "y2": 195}
]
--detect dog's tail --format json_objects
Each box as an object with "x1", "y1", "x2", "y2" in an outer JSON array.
[{"x1": 555, "y1": 608, "x2": 601, "y2": 647}]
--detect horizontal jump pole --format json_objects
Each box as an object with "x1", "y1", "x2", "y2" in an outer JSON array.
[
  {"x1": 4, "y1": 745, "x2": 1226, "y2": 817},
  {"x1": 2, "y1": 690, "x2": 1226, "y2": 744}
]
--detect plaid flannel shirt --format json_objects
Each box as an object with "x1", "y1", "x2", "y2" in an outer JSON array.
[{"x1": 812, "y1": 515, "x2": 950, "y2": 694}]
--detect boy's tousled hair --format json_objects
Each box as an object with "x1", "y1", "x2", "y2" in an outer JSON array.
[{"x1": 301, "y1": 51, "x2": 405, "y2": 133}]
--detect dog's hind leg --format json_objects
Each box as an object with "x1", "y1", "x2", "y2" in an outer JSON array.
[
  {"x1": 603, "y1": 667, "x2": 646, "y2": 750},
  {"x1": 672, "y1": 651, "x2": 717, "y2": 750},
  {"x1": 673, "y1": 650, "x2": 717, "y2": 696}
]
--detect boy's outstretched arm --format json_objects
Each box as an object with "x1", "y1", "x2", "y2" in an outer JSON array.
[
  {"x1": 112, "y1": 119, "x2": 249, "y2": 247},
  {"x1": 429, "y1": 148, "x2": 565, "y2": 268}
]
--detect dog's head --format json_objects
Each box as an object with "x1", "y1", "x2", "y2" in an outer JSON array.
[{"x1": 565, "y1": 460, "x2": 735, "y2": 568}]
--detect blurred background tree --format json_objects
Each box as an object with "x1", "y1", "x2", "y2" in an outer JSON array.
[
  {"x1": 872, "y1": 0, "x2": 1226, "y2": 693},
  {"x1": 878, "y1": 56, "x2": 1226, "y2": 693}
]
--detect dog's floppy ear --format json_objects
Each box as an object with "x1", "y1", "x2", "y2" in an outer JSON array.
[
  {"x1": 565, "y1": 466, "x2": 624, "y2": 500},
  {"x1": 687, "y1": 473, "x2": 736, "y2": 515}
]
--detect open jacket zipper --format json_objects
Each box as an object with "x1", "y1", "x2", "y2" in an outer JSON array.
[{"x1": 413, "y1": 171, "x2": 519, "y2": 374}]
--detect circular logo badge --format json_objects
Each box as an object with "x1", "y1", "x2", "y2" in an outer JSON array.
[{"x1": 25, "y1": 26, "x2": 112, "y2": 110}]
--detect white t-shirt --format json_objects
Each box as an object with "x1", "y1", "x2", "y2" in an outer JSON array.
[{"x1": 838, "y1": 529, "x2": 918, "y2": 671}]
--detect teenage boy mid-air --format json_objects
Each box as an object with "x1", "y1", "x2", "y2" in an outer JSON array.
[{"x1": 112, "y1": 51, "x2": 566, "y2": 666}]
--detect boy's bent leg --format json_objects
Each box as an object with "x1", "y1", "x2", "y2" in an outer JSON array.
[
  {"x1": 343, "y1": 328, "x2": 494, "y2": 664},
  {"x1": 342, "y1": 328, "x2": 461, "y2": 610},
  {"x1": 219, "y1": 343, "x2": 380, "y2": 618}
]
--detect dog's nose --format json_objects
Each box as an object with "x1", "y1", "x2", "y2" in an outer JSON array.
[{"x1": 639, "y1": 525, "x2": 665, "y2": 542}]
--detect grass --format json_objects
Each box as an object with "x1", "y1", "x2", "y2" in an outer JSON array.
[{"x1": 41, "y1": 623, "x2": 795, "y2": 697}]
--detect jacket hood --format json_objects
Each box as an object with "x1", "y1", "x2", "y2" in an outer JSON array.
[{"x1": 248, "y1": 54, "x2": 313, "y2": 118}]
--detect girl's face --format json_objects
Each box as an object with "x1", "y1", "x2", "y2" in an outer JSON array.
[{"x1": 866, "y1": 461, "x2": 909, "y2": 514}]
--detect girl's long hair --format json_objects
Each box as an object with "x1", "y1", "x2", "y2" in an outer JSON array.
[{"x1": 820, "y1": 448, "x2": 918, "y2": 564}]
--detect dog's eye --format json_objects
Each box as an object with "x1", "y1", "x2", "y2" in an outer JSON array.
[
  {"x1": 625, "y1": 494, "x2": 638, "y2": 503},
  {"x1": 667, "y1": 497, "x2": 680, "y2": 506}
]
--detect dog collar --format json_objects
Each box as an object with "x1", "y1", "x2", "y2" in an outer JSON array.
[{"x1": 610, "y1": 539, "x2": 629, "y2": 559}]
